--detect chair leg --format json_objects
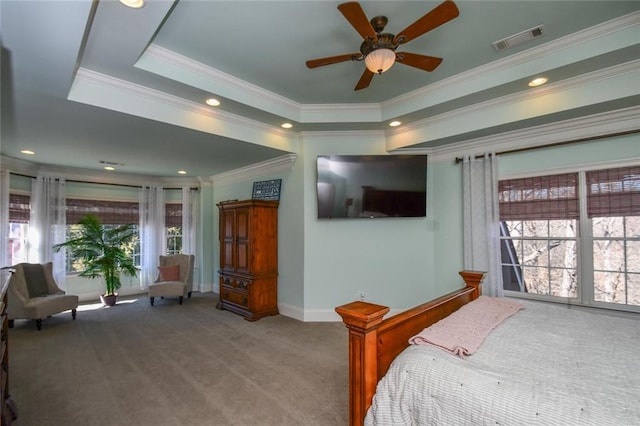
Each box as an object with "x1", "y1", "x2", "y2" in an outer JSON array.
[
  {"x1": 150, "y1": 297, "x2": 155, "y2": 306},
  {"x1": 72, "y1": 309, "x2": 77, "y2": 320},
  {"x1": 179, "y1": 296, "x2": 184, "y2": 305},
  {"x1": 35, "y1": 319, "x2": 42, "y2": 331}
]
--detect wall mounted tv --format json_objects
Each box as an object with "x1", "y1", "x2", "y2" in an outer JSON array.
[{"x1": 316, "y1": 154, "x2": 428, "y2": 219}]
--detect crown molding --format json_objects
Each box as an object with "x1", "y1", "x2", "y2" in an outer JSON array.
[
  {"x1": 299, "y1": 102, "x2": 382, "y2": 123},
  {"x1": 144, "y1": 44, "x2": 386, "y2": 123},
  {"x1": 73, "y1": 68, "x2": 291, "y2": 138},
  {"x1": 428, "y1": 105, "x2": 640, "y2": 162},
  {"x1": 142, "y1": 44, "x2": 302, "y2": 120},
  {"x1": 108, "y1": 11, "x2": 639, "y2": 128},
  {"x1": 382, "y1": 10, "x2": 640, "y2": 115},
  {"x1": 0, "y1": 156, "x2": 41, "y2": 176},
  {"x1": 1, "y1": 155, "x2": 201, "y2": 188},
  {"x1": 211, "y1": 154, "x2": 297, "y2": 186},
  {"x1": 300, "y1": 129, "x2": 385, "y2": 140},
  {"x1": 388, "y1": 58, "x2": 640, "y2": 148}
]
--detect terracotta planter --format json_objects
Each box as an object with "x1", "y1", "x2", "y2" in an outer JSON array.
[{"x1": 100, "y1": 294, "x2": 118, "y2": 307}]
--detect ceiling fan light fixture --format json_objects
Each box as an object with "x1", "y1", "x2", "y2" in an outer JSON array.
[{"x1": 365, "y1": 48, "x2": 396, "y2": 74}]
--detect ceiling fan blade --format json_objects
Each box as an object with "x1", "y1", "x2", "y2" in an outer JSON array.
[
  {"x1": 338, "y1": 2, "x2": 377, "y2": 41},
  {"x1": 354, "y1": 68, "x2": 374, "y2": 91},
  {"x1": 306, "y1": 53, "x2": 361, "y2": 69},
  {"x1": 395, "y1": 52, "x2": 443, "y2": 72},
  {"x1": 394, "y1": 0, "x2": 459, "y2": 45}
]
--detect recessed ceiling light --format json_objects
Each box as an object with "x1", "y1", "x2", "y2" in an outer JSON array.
[
  {"x1": 206, "y1": 98, "x2": 220, "y2": 107},
  {"x1": 119, "y1": 0, "x2": 144, "y2": 8},
  {"x1": 20, "y1": 150, "x2": 35, "y2": 155},
  {"x1": 104, "y1": 166, "x2": 115, "y2": 171},
  {"x1": 281, "y1": 123, "x2": 293, "y2": 129},
  {"x1": 528, "y1": 77, "x2": 548, "y2": 87},
  {"x1": 178, "y1": 170, "x2": 187, "y2": 175},
  {"x1": 389, "y1": 121, "x2": 402, "y2": 127}
]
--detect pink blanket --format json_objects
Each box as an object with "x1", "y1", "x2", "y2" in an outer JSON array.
[{"x1": 409, "y1": 296, "x2": 524, "y2": 358}]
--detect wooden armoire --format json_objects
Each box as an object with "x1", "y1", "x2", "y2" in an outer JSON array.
[{"x1": 216, "y1": 199, "x2": 279, "y2": 321}]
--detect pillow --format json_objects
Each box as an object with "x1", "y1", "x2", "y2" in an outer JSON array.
[
  {"x1": 157, "y1": 264, "x2": 180, "y2": 282},
  {"x1": 22, "y1": 263, "x2": 50, "y2": 298}
]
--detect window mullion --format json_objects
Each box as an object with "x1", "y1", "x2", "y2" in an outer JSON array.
[
  {"x1": 578, "y1": 171, "x2": 593, "y2": 306},
  {"x1": 623, "y1": 218, "x2": 629, "y2": 305}
]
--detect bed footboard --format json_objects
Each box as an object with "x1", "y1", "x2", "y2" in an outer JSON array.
[{"x1": 335, "y1": 270, "x2": 486, "y2": 426}]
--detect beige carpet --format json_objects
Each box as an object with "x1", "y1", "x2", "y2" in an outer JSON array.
[{"x1": 9, "y1": 293, "x2": 349, "y2": 426}]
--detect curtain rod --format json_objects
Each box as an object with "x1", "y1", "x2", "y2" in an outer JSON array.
[
  {"x1": 454, "y1": 129, "x2": 640, "y2": 164},
  {"x1": 8, "y1": 172, "x2": 198, "y2": 191}
]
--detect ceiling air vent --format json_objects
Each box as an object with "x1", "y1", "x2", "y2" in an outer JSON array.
[
  {"x1": 492, "y1": 24, "x2": 544, "y2": 52},
  {"x1": 99, "y1": 160, "x2": 125, "y2": 166}
]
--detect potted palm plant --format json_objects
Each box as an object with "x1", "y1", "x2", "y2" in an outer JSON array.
[{"x1": 53, "y1": 214, "x2": 137, "y2": 306}]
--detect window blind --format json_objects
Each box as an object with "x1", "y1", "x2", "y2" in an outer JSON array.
[
  {"x1": 498, "y1": 173, "x2": 579, "y2": 220},
  {"x1": 65, "y1": 199, "x2": 139, "y2": 225},
  {"x1": 11, "y1": 196, "x2": 183, "y2": 226},
  {"x1": 9, "y1": 194, "x2": 30, "y2": 223},
  {"x1": 586, "y1": 165, "x2": 640, "y2": 217},
  {"x1": 165, "y1": 203, "x2": 182, "y2": 227}
]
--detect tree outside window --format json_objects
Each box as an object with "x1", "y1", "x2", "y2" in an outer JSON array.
[{"x1": 499, "y1": 166, "x2": 640, "y2": 310}]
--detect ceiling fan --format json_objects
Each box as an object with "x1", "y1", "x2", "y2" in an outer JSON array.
[{"x1": 305, "y1": 0, "x2": 459, "y2": 91}]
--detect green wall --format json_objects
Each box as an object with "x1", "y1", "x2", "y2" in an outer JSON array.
[
  {"x1": 430, "y1": 157, "x2": 466, "y2": 296},
  {"x1": 7, "y1": 132, "x2": 638, "y2": 318},
  {"x1": 301, "y1": 133, "x2": 438, "y2": 319},
  {"x1": 210, "y1": 159, "x2": 304, "y2": 318}
]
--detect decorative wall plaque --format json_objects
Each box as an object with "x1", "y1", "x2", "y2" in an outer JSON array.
[{"x1": 252, "y1": 179, "x2": 282, "y2": 201}]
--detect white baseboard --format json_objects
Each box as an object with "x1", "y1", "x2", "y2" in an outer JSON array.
[
  {"x1": 277, "y1": 302, "x2": 305, "y2": 321},
  {"x1": 279, "y1": 303, "x2": 344, "y2": 322}
]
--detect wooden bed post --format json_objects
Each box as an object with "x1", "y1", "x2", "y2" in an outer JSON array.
[
  {"x1": 335, "y1": 271, "x2": 486, "y2": 426},
  {"x1": 335, "y1": 301, "x2": 390, "y2": 426},
  {"x1": 458, "y1": 270, "x2": 486, "y2": 299}
]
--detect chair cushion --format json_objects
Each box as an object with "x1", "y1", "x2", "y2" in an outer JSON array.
[
  {"x1": 23, "y1": 294, "x2": 79, "y2": 319},
  {"x1": 148, "y1": 281, "x2": 185, "y2": 298},
  {"x1": 158, "y1": 264, "x2": 180, "y2": 282},
  {"x1": 22, "y1": 263, "x2": 49, "y2": 298}
]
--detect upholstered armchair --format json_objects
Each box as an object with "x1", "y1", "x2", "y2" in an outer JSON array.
[
  {"x1": 7, "y1": 262, "x2": 79, "y2": 331},
  {"x1": 148, "y1": 254, "x2": 195, "y2": 306}
]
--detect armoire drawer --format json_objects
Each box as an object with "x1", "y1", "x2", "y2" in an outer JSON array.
[
  {"x1": 220, "y1": 276, "x2": 251, "y2": 291},
  {"x1": 222, "y1": 288, "x2": 249, "y2": 308}
]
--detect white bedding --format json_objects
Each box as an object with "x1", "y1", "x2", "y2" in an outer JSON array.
[{"x1": 365, "y1": 300, "x2": 640, "y2": 426}]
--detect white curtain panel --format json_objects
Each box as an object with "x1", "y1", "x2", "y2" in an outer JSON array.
[
  {"x1": 0, "y1": 170, "x2": 9, "y2": 269},
  {"x1": 181, "y1": 187, "x2": 197, "y2": 255},
  {"x1": 27, "y1": 175, "x2": 67, "y2": 287},
  {"x1": 139, "y1": 186, "x2": 165, "y2": 289},
  {"x1": 182, "y1": 187, "x2": 199, "y2": 290},
  {"x1": 462, "y1": 153, "x2": 503, "y2": 297}
]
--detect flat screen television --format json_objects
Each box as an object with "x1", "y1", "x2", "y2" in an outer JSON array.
[{"x1": 316, "y1": 154, "x2": 428, "y2": 219}]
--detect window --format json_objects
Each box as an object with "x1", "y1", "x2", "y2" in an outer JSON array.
[
  {"x1": 587, "y1": 166, "x2": 640, "y2": 305},
  {"x1": 499, "y1": 173, "x2": 579, "y2": 298},
  {"x1": 166, "y1": 203, "x2": 183, "y2": 255},
  {"x1": 64, "y1": 199, "x2": 141, "y2": 272},
  {"x1": 8, "y1": 194, "x2": 30, "y2": 266},
  {"x1": 6, "y1": 192, "x2": 188, "y2": 270},
  {"x1": 499, "y1": 166, "x2": 640, "y2": 311}
]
